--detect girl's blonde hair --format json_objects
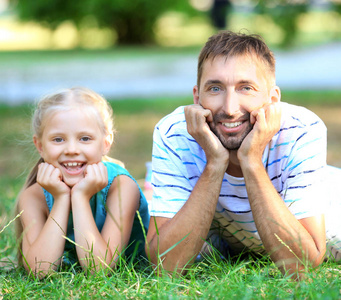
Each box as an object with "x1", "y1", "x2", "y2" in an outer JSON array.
[
  {"x1": 16, "y1": 87, "x2": 123, "y2": 264},
  {"x1": 25, "y1": 86, "x2": 123, "y2": 189}
]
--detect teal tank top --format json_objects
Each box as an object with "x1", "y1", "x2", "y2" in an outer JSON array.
[{"x1": 43, "y1": 161, "x2": 150, "y2": 265}]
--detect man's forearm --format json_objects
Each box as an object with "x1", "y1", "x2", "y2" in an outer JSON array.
[
  {"x1": 242, "y1": 161, "x2": 325, "y2": 276},
  {"x1": 148, "y1": 162, "x2": 226, "y2": 273}
]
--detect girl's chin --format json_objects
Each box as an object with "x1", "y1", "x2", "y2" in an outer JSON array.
[{"x1": 62, "y1": 176, "x2": 83, "y2": 187}]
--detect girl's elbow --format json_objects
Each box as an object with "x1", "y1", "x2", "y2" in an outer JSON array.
[{"x1": 23, "y1": 260, "x2": 57, "y2": 279}]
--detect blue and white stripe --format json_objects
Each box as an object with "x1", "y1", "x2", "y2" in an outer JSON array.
[{"x1": 150, "y1": 103, "x2": 340, "y2": 257}]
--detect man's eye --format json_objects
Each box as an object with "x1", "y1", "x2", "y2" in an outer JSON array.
[{"x1": 210, "y1": 86, "x2": 220, "y2": 92}]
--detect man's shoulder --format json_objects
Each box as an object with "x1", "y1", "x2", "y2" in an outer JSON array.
[
  {"x1": 280, "y1": 102, "x2": 326, "y2": 130},
  {"x1": 155, "y1": 106, "x2": 187, "y2": 136}
]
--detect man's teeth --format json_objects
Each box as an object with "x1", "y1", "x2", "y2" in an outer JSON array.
[
  {"x1": 222, "y1": 122, "x2": 242, "y2": 128},
  {"x1": 63, "y1": 162, "x2": 82, "y2": 167}
]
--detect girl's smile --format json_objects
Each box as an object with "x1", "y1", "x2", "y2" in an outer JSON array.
[{"x1": 61, "y1": 161, "x2": 86, "y2": 176}]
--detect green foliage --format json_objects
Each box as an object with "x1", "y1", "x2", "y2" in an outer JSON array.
[
  {"x1": 255, "y1": 0, "x2": 308, "y2": 47},
  {"x1": 331, "y1": 1, "x2": 341, "y2": 15},
  {"x1": 10, "y1": 0, "x2": 197, "y2": 45}
]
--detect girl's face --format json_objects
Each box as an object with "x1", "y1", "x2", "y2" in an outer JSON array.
[{"x1": 34, "y1": 107, "x2": 111, "y2": 187}]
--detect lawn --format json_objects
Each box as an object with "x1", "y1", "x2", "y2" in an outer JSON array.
[{"x1": 1, "y1": 93, "x2": 341, "y2": 299}]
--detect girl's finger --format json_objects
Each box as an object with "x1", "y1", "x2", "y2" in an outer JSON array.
[{"x1": 51, "y1": 167, "x2": 62, "y2": 182}]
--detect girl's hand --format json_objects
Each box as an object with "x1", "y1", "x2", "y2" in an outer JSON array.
[
  {"x1": 36, "y1": 162, "x2": 71, "y2": 199},
  {"x1": 71, "y1": 162, "x2": 108, "y2": 200}
]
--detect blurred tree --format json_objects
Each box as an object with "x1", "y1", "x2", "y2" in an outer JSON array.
[
  {"x1": 255, "y1": 0, "x2": 308, "y2": 47},
  {"x1": 10, "y1": 0, "x2": 197, "y2": 45},
  {"x1": 210, "y1": 0, "x2": 232, "y2": 30},
  {"x1": 331, "y1": 0, "x2": 341, "y2": 15}
]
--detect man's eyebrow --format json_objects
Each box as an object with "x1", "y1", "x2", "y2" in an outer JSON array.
[
  {"x1": 238, "y1": 79, "x2": 259, "y2": 88},
  {"x1": 204, "y1": 79, "x2": 222, "y2": 86}
]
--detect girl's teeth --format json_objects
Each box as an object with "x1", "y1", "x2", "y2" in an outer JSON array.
[
  {"x1": 64, "y1": 162, "x2": 82, "y2": 167},
  {"x1": 223, "y1": 122, "x2": 242, "y2": 128}
]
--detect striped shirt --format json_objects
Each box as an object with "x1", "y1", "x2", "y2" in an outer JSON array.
[{"x1": 150, "y1": 102, "x2": 327, "y2": 252}]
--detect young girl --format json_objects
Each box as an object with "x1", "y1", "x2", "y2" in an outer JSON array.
[{"x1": 16, "y1": 87, "x2": 149, "y2": 277}]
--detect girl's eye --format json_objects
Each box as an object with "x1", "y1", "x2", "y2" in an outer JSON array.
[
  {"x1": 241, "y1": 86, "x2": 252, "y2": 91},
  {"x1": 81, "y1": 136, "x2": 91, "y2": 142},
  {"x1": 53, "y1": 137, "x2": 63, "y2": 143}
]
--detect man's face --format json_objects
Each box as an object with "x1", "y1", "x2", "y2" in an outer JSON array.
[{"x1": 193, "y1": 54, "x2": 274, "y2": 150}]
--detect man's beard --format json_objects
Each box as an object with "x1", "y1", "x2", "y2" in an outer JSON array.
[{"x1": 209, "y1": 112, "x2": 253, "y2": 150}]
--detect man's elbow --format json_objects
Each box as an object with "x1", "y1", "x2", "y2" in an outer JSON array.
[
  {"x1": 311, "y1": 245, "x2": 326, "y2": 268},
  {"x1": 145, "y1": 243, "x2": 190, "y2": 276},
  {"x1": 274, "y1": 246, "x2": 326, "y2": 279}
]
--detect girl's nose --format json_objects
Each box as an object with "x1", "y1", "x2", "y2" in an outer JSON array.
[{"x1": 64, "y1": 141, "x2": 80, "y2": 155}]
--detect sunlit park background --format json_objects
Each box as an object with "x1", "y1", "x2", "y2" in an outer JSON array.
[{"x1": 1, "y1": 0, "x2": 341, "y2": 298}]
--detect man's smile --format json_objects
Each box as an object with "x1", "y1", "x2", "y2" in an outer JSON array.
[{"x1": 222, "y1": 121, "x2": 243, "y2": 129}]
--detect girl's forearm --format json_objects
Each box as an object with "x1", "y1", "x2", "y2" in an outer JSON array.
[
  {"x1": 23, "y1": 199, "x2": 70, "y2": 277},
  {"x1": 71, "y1": 197, "x2": 115, "y2": 271}
]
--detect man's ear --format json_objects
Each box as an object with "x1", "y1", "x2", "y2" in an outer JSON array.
[
  {"x1": 33, "y1": 135, "x2": 44, "y2": 157},
  {"x1": 270, "y1": 85, "x2": 281, "y2": 103},
  {"x1": 193, "y1": 85, "x2": 200, "y2": 105},
  {"x1": 103, "y1": 133, "x2": 113, "y2": 156}
]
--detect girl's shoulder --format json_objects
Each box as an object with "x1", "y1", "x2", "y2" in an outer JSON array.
[
  {"x1": 103, "y1": 161, "x2": 136, "y2": 190},
  {"x1": 106, "y1": 172, "x2": 141, "y2": 212},
  {"x1": 19, "y1": 183, "x2": 45, "y2": 201},
  {"x1": 103, "y1": 161, "x2": 141, "y2": 201},
  {"x1": 18, "y1": 183, "x2": 49, "y2": 215},
  {"x1": 103, "y1": 161, "x2": 130, "y2": 179}
]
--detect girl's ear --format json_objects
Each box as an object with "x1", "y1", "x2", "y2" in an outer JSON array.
[
  {"x1": 103, "y1": 133, "x2": 113, "y2": 156},
  {"x1": 33, "y1": 135, "x2": 44, "y2": 157},
  {"x1": 270, "y1": 85, "x2": 281, "y2": 103}
]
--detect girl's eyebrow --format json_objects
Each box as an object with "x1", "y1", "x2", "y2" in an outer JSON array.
[{"x1": 45, "y1": 131, "x2": 64, "y2": 136}]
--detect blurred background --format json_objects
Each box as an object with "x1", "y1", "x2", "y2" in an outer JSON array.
[
  {"x1": 1, "y1": 0, "x2": 341, "y2": 264},
  {"x1": 0, "y1": 0, "x2": 341, "y2": 103},
  {"x1": 0, "y1": 0, "x2": 341, "y2": 183}
]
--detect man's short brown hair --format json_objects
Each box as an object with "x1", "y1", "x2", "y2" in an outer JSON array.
[{"x1": 197, "y1": 31, "x2": 276, "y2": 88}]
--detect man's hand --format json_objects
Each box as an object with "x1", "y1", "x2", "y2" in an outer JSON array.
[
  {"x1": 238, "y1": 102, "x2": 282, "y2": 164},
  {"x1": 185, "y1": 104, "x2": 229, "y2": 168},
  {"x1": 71, "y1": 162, "x2": 108, "y2": 200}
]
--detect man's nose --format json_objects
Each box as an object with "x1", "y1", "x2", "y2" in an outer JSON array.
[{"x1": 222, "y1": 90, "x2": 239, "y2": 116}]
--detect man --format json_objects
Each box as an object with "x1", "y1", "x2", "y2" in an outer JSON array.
[{"x1": 146, "y1": 31, "x2": 340, "y2": 277}]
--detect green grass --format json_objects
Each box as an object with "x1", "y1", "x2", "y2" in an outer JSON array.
[
  {"x1": 1, "y1": 94, "x2": 341, "y2": 299},
  {"x1": 281, "y1": 90, "x2": 341, "y2": 106},
  {"x1": 1, "y1": 248, "x2": 340, "y2": 299}
]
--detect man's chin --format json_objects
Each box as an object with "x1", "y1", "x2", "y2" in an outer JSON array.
[
  {"x1": 213, "y1": 126, "x2": 252, "y2": 151},
  {"x1": 215, "y1": 132, "x2": 244, "y2": 151},
  {"x1": 222, "y1": 141, "x2": 242, "y2": 151}
]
